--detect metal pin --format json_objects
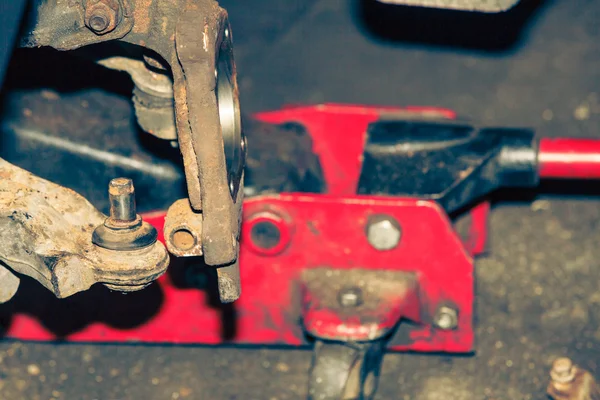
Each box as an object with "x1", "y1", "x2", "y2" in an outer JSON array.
[{"x1": 108, "y1": 178, "x2": 136, "y2": 222}]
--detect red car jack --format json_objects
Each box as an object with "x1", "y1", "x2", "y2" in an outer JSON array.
[{"x1": 5, "y1": 104, "x2": 600, "y2": 400}]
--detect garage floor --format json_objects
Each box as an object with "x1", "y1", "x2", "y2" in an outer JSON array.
[{"x1": 0, "y1": 0, "x2": 599, "y2": 398}]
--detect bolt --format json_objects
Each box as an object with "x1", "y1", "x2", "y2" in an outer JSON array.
[
  {"x1": 108, "y1": 178, "x2": 136, "y2": 222},
  {"x1": 84, "y1": 0, "x2": 120, "y2": 35},
  {"x1": 366, "y1": 215, "x2": 401, "y2": 251},
  {"x1": 89, "y1": 14, "x2": 109, "y2": 32},
  {"x1": 433, "y1": 306, "x2": 458, "y2": 330},
  {"x1": 551, "y1": 357, "x2": 576, "y2": 384},
  {"x1": 338, "y1": 287, "x2": 363, "y2": 308}
]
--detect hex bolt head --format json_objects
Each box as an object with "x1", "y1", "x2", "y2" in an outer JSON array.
[
  {"x1": 338, "y1": 287, "x2": 363, "y2": 308},
  {"x1": 89, "y1": 13, "x2": 109, "y2": 31},
  {"x1": 433, "y1": 306, "x2": 459, "y2": 330},
  {"x1": 366, "y1": 215, "x2": 401, "y2": 251},
  {"x1": 84, "y1": 0, "x2": 120, "y2": 35},
  {"x1": 551, "y1": 357, "x2": 576, "y2": 384}
]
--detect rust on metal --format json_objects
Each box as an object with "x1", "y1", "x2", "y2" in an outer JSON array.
[
  {"x1": 0, "y1": 159, "x2": 169, "y2": 300},
  {"x1": 172, "y1": 71, "x2": 202, "y2": 208},
  {"x1": 16, "y1": 0, "x2": 243, "y2": 302},
  {"x1": 216, "y1": 260, "x2": 241, "y2": 304},
  {"x1": 132, "y1": 0, "x2": 153, "y2": 33},
  {"x1": 548, "y1": 358, "x2": 600, "y2": 400},
  {"x1": 174, "y1": 1, "x2": 243, "y2": 266},
  {"x1": 84, "y1": 0, "x2": 122, "y2": 35},
  {"x1": 164, "y1": 198, "x2": 203, "y2": 257},
  {"x1": 21, "y1": 0, "x2": 134, "y2": 50},
  {"x1": 302, "y1": 268, "x2": 418, "y2": 341}
]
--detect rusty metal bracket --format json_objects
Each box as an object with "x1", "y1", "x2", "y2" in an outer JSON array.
[
  {"x1": 173, "y1": 5, "x2": 244, "y2": 266},
  {"x1": 20, "y1": 0, "x2": 135, "y2": 50},
  {"x1": 0, "y1": 159, "x2": 169, "y2": 301}
]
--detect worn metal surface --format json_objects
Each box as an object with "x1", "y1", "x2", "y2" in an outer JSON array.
[
  {"x1": 0, "y1": 159, "x2": 169, "y2": 299},
  {"x1": 302, "y1": 268, "x2": 418, "y2": 342},
  {"x1": 19, "y1": 0, "x2": 245, "y2": 282},
  {"x1": 20, "y1": 0, "x2": 135, "y2": 50},
  {"x1": 84, "y1": 0, "x2": 122, "y2": 35},
  {"x1": 173, "y1": 3, "x2": 244, "y2": 267}
]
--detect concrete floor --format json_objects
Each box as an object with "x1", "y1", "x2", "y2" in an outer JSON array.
[{"x1": 0, "y1": 0, "x2": 599, "y2": 398}]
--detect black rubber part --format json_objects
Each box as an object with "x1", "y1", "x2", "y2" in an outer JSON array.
[{"x1": 92, "y1": 221, "x2": 159, "y2": 251}]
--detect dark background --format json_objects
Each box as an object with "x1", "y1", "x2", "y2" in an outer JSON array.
[{"x1": 0, "y1": 0, "x2": 599, "y2": 398}]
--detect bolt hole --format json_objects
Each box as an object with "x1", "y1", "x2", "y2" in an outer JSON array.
[
  {"x1": 171, "y1": 229, "x2": 196, "y2": 251},
  {"x1": 250, "y1": 221, "x2": 281, "y2": 250}
]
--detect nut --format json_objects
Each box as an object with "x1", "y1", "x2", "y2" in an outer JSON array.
[
  {"x1": 366, "y1": 215, "x2": 401, "y2": 251},
  {"x1": 84, "y1": 0, "x2": 121, "y2": 35},
  {"x1": 550, "y1": 357, "x2": 576, "y2": 384},
  {"x1": 433, "y1": 306, "x2": 458, "y2": 330}
]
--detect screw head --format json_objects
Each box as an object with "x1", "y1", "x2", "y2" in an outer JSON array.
[
  {"x1": 338, "y1": 287, "x2": 363, "y2": 308},
  {"x1": 367, "y1": 215, "x2": 401, "y2": 251},
  {"x1": 433, "y1": 306, "x2": 458, "y2": 330},
  {"x1": 551, "y1": 357, "x2": 576, "y2": 384}
]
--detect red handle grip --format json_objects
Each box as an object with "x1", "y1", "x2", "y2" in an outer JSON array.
[{"x1": 538, "y1": 138, "x2": 600, "y2": 179}]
